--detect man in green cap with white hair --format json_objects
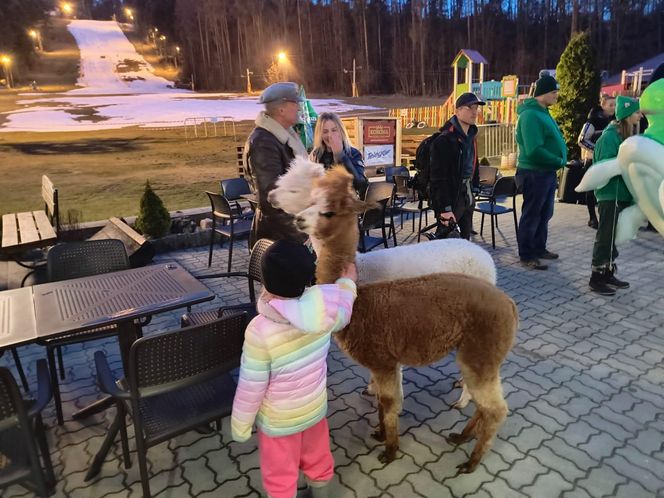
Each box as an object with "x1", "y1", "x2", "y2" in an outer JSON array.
[
  {"x1": 245, "y1": 82, "x2": 309, "y2": 247},
  {"x1": 515, "y1": 71, "x2": 567, "y2": 270}
]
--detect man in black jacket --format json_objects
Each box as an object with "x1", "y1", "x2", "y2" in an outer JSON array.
[
  {"x1": 429, "y1": 92, "x2": 484, "y2": 239},
  {"x1": 245, "y1": 82, "x2": 309, "y2": 247}
]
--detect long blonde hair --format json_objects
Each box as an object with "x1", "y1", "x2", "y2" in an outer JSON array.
[
  {"x1": 616, "y1": 117, "x2": 638, "y2": 140},
  {"x1": 311, "y1": 112, "x2": 353, "y2": 158}
]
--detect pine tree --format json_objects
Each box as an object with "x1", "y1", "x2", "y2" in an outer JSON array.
[
  {"x1": 135, "y1": 180, "x2": 171, "y2": 238},
  {"x1": 551, "y1": 31, "x2": 601, "y2": 160}
]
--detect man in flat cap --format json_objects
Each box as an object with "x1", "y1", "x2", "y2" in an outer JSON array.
[
  {"x1": 244, "y1": 82, "x2": 308, "y2": 247},
  {"x1": 428, "y1": 92, "x2": 485, "y2": 239}
]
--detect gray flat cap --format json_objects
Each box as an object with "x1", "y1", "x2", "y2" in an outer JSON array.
[{"x1": 259, "y1": 82, "x2": 304, "y2": 104}]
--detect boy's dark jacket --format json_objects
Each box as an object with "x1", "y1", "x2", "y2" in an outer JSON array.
[{"x1": 429, "y1": 117, "x2": 480, "y2": 214}]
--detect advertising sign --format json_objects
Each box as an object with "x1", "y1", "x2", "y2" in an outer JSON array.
[
  {"x1": 363, "y1": 120, "x2": 396, "y2": 145},
  {"x1": 364, "y1": 144, "x2": 394, "y2": 166}
]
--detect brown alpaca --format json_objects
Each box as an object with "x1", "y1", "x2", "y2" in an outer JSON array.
[{"x1": 296, "y1": 167, "x2": 519, "y2": 472}]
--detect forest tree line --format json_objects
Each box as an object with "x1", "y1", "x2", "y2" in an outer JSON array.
[{"x1": 3, "y1": 1, "x2": 663, "y2": 95}]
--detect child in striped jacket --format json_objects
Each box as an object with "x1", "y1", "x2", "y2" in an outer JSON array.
[{"x1": 231, "y1": 240, "x2": 357, "y2": 498}]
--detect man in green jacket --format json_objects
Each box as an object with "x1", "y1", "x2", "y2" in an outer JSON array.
[{"x1": 515, "y1": 73, "x2": 567, "y2": 270}]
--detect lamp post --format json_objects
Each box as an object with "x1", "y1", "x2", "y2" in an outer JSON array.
[
  {"x1": 124, "y1": 8, "x2": 134, "y2": 23},
  {"x1": 343, "y1": 58, "x2": 362, "y2": 97},
  {"x1": 174, "y1": 46, "x2": 181, "y2": 69},
  {"x1": 61, "y1": 2, "x2": 74, "y2": 17},
  {"x1": 159, "y1": 35, "x2": 166, "y2": 57},
  {"x1": 1, "y1": 55, "x2": 14, "y2": 89},
  {"x1": 29, "y1": 29, "x2": 44, "y2": 52},
  {"x1": 276, "y1": 51, "x2": 288, "y2": 80},
  {"x1": 241, "y1": 68, "x2": 254, "y2": 93}
]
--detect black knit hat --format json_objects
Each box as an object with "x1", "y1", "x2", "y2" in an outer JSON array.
[
  {"x1": 534, "y1": 71, "x2": 559, "y2": 97},
  {"x1": 261, "y1": 240, "x2": 316, "y2": 298}
]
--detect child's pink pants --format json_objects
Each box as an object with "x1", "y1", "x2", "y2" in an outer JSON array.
[{"x1": 258, "y1": 417, "x2": 334, "y2": 498}]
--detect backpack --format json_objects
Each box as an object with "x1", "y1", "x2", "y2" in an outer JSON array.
[{"x1": 412, "y1": 131, "x2": 441, "y2": 200}]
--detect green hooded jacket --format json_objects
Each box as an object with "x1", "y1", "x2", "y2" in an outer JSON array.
[
  {"x1": 591, "y1": 122, "x2": 633, "y2": 203},
  {"x1": 515, "y1": 98, "x2": 567, "y2": 171}
]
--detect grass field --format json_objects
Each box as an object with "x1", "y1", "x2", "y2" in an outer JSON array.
[{"x1": 0, "y1": 126, "x2": 247, "y2": 222}]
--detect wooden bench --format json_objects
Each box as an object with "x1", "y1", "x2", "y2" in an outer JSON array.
[
  {"x1": 89, "y1": 217, "x2": 154, "y2": 267},
  {"x1": 1, "y1": 176, "x2": 59, "y2": 259}
]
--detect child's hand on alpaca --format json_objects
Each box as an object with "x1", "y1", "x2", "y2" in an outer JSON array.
[{"x1": 341, "y1": 263, "x2": 358, "y2": 282}]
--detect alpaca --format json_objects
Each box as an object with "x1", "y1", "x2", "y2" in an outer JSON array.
[
  {"x1": 280, "y1": 159, "x2": 497, "y2": 408},
  {"x1": 271, "y1": 157, "x2": 497, "y2": 287},
  {"x1": 295, "y1": 167, "x2": 519, "y2": 472}
]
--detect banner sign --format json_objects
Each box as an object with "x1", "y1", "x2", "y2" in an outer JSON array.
[
  {"x1": 364, "y1": 144, "x2": 394, "y2": 166},
  {"x1": 363, "y1": 120, "x2": 396, "y2": 144}
]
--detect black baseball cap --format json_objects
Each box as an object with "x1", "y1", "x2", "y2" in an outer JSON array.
[{"x1": 455, "y1": 92, "x2": 486, "y2": 108}]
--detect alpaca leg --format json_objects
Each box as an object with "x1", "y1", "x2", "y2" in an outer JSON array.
[
  {"x1": 371, "y1": 398, "x2": 386, "y2": 442},
  {"x1": 372, "y1": 367, "x2": 401, "y2": 464},
  {"x1": 452, "y1": 378, "x2": 473, "y2": 409},
  {"x1": 365, "y1": 365, "x2": 403, "y2": 415},
  {"x1": 452, "y1": 365, "x2": 508, "y2": 473}
]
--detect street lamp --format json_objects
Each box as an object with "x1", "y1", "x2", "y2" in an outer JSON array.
[
  {"x1": 1, "y1": 55, "x2": 14, "y2": 89},
  {"x1": 29, "y1": 29, "x2": 44, "y2": 51},
  {"x1": 174, "y1": 46, "x2": 181, "y2": 69},
  {"x1": 61, "y1": 2, "x2": 73, "y2": 16},
  {"x1": 277, "y1": 51, "x2": 287, "y2": 63}
]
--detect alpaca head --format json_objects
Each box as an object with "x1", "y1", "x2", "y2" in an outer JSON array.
[
  {"x1": 267, "y1": 156, "x2": 325, "y2": 215},
  {"x1": 295, "y1": 166, "x2": 366, "y2": 241}
]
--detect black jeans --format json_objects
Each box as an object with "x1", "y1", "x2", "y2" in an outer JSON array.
[{"x1": 591, "y1": 201, "x2": 630, "y2": 269}]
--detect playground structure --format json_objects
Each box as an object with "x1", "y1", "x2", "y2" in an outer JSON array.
[
  {"x1": 389, "y1": 49, "x2": 525, "y2": 130},
  {"x1": 601, "y1": 52, "x2": 664, "y2": 97}
]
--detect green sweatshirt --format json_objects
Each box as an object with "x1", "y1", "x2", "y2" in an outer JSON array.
[
  {"x1": 591, "y1": 123, "x2": 633, "y2": 203},
  {"x1": 515, "y1": 98, "x2": 567, "y2": 171}
]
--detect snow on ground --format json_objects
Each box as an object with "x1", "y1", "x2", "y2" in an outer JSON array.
[
  {"x1": 65, "y1": 20, "x2": 186, "y2": 95},
  {"x1": 0, "y1": 20, "x2": 378, "y2": 132}
]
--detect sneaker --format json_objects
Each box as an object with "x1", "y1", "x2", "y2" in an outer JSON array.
[
  {"x1": 539, "y1": 250, "x2": 559, "y2": 260},
  {"x1": 589, "y1": 271, "x2": 616, "y2": 295},
  {"x1": 588, "y1": 218, "x2": 599, "y2": 229},
  {"x1": 521, "y1": 259, "x2": 548, "y2": 270}
]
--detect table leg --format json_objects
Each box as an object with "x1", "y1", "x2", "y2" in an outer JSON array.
[{"x1": 85, "y1": 412, "x2": 121, "y2": 481}]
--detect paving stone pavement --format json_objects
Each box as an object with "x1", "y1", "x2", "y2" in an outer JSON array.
[{"x1": 1, "y1": 201, "x2": 663, "y2": 497}]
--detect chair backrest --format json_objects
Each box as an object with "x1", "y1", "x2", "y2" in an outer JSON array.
[
  {"x1": 220, "y1": 177, "x2": 251, "y2": 201},
  {"x1": 479, "y1": 166, "x2": 498, "y2": 186},
  {"x1": 490, "y1": 176, "x2": 518, "y2": 199},
  {"x1": 128, "y1": 312, "x2": 248, "y2": 397},
  {"x1": 364, "y1": 181, "x2": 395, "y2": 204},
  {"x1": 385, "y1": 166, "x2": 409, "y2": 182},
  {"x1": 205, "y1": 191, "x2": 233, "y2": 218},
  {"x1": 42, "y1": 175, "x2": 59, "y2": 232},
  {"x1": 47, "y1": 239, "x2": 130, "y2": 282},
  {"x1": 0, "y1": 368, "x2": 20, "y2": 428},
  {"x1": 392, "y1": 174, "x2": 413, "y2": 198},
  {"x1": 249, "y1": 238, "x2": 273, "y2": 284}
]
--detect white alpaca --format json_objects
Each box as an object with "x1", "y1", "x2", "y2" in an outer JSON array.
[{"x1": 270, "y1": 158, "x2": 498, "y2": 408}]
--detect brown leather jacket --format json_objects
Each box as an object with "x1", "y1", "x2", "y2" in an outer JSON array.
[{"x1": 245, "y1": 126, "x2": 307, "y2": 246}]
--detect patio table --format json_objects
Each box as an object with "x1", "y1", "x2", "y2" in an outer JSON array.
[
  {"x1": 30, "y1": 262, "x2": 215, "y2": 481},
  {"x1": 0, "y1": 287, "x2": 37, "y2": 349}
]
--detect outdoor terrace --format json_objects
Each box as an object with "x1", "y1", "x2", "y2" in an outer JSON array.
[{"x1": 1, "y1": 201, "x2": 663, "y2": 497}]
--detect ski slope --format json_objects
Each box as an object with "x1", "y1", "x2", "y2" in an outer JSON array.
[{"x1": 1, "y1": 20, "x2": 377, "y2": 132}]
